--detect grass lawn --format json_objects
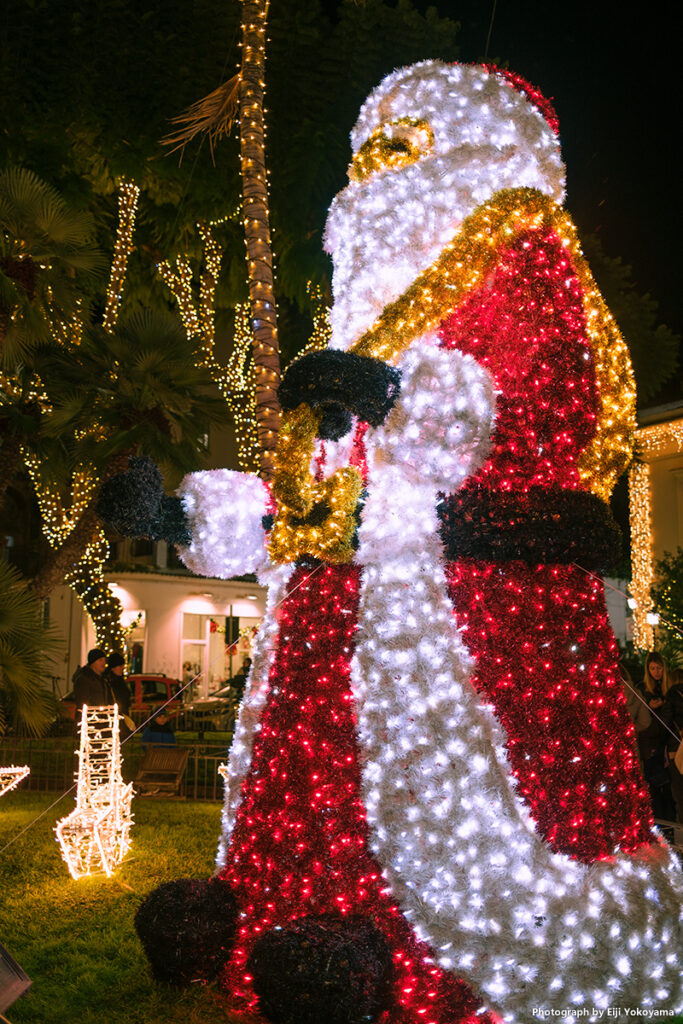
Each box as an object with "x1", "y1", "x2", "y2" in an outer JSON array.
[
  {"x1": 0, "y1": 793, "x2": 245, "y2": 1024},
  {"x1": 2, "y1": 794, "x2": 681, "y2": 1024}
]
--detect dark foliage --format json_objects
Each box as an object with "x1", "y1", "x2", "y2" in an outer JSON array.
[
  {"x1": 97, "y1": 456, "x2": 190, "y2": 545},
  {"x1": 247, "y1": 913, "x2": 395, "y2": 1024},
  {"x1": 97, "y1": 456, "x2": 165, "y2": 537},
  {"x1": 318, "y1": 404, "x2": 354, "y2": 441},
  {"x1": 134, "y1": 877, "x2": 238, "y2": 987},
  {"x1": 278, "y1": 350, "x2": 401, "y2": 438},
  {"x1": 438, "y1": 485, "x2": 622, "y2": 573}
]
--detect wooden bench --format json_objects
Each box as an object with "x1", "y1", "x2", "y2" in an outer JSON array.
[{"x1": 135, "y1": 746, "x2": 189, "y2": 797}]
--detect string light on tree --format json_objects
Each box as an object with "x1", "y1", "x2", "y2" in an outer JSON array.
[
  {"x1": 629, "y1": 417, "x2": 683, "y2": 650},
  {"x1": 102, "y1": 181, "x2": 141, "y2": 333},
  {"x1": 158, "y1": 219, "x2": 260, "y2": 474},
  {"x1": 21, "y1": 180, "x2": 141, "y2": 651}
]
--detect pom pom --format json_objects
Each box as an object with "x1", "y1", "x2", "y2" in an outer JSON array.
[
  {"x1": 97, "y1": 456, "x2": 164, "y2": 537},
  {"x1": 134, "y1": 877, "x2": 238, "y2": 987},
  {"x1": 177, "y1": 469, "x2": 269, "y2": 578},
  {"x1": 247, "y1": 915, "x2": 394, "y2": 1024}
]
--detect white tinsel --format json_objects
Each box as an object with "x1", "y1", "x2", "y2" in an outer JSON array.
[
  {"x1": 325, "y1": 60, "x2": 566, "y2": 351},
  {"x1": 176, "y1": 469, "x2": 270, "y2": 579},
  {"x1": 352, "y1": 344, "x2": 683, "y2": 1022}
]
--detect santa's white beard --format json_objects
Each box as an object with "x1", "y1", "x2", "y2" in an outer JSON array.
[{"x1": 325, "y1": 143, "x2": 563, "y2": 352}]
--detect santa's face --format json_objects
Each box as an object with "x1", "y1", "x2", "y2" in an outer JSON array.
[{"x1": 324, "y1": 60, "x2": 565, "y2": 352}]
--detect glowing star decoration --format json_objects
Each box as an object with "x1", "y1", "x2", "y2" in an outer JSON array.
[
  {"x1": 137, "y1": 60, "x2": 682, "y2": 1023},
  {"x1": 55, "y1": 705, "x2": 133, "y2": 879},
  {"x1": 0, "y1": 765, "x2": 30, "y2": 798}
]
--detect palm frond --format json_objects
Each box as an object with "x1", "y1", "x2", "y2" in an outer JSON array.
[
  {"x1": 161, "y1": 75, "x2": 241, "y2": 162},
  {"x1": 0, "y1": 561, "x2": 61, "y2": 735}
]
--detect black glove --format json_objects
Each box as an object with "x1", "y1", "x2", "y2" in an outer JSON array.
[{"x1": 96, "y1": 456, "x2": 191, "y2": 546}]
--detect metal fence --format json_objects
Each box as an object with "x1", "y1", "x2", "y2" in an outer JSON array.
[{"x1": 0, "y1": 737, "x2": 230, "y2": 802}]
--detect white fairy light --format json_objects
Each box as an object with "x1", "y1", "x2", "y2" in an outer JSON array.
[
  {"x1": 55, "y1": 705, "x2": 133, "y2": 879},
  {"x1": 0, "y1": 765, "x2": 30, "y2": 798}
]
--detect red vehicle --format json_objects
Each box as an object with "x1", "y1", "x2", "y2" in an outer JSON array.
[{"x1": 128, "y1": 674, "x2": 183, "y2": 721}]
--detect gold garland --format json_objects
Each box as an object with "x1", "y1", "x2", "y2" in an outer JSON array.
[
  {"x1": 349, "y1": 118, "x2": 434, "y2": 183},
  {"x1": 350, "y1": 187, "x2": 636, "y2": 503},
  {"x1": 268, "y1": 404, "x2": 363, "y2": 564}
]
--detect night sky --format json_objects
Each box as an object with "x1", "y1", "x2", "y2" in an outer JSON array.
[{"x1": 404, "y1": 0, "x2": 680, "y2": 341}]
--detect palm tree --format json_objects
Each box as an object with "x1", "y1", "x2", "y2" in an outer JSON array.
[
  {"x1": 0, "y1": 560, "x2": 57, "y2": 736},
  {"x1": 162, "y1": 0, "x2": 281, "y2": 480},
  {"x1": 0, "y1": 168, "x2": 104, "y2": 504},
  {"x1": 0, "y1": 167, "x2": 103, "y2": 363},
  {"x1": 26, "y1": 309, "x2": 227, "y2": 599},
  {"x1": 238, "y1": 0, "x2": 281, "y2": 479}
]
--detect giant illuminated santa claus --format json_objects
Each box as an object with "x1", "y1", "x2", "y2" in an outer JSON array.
[{"x1": 129, "y1": 62, "x2": 682, "y2": 1023}]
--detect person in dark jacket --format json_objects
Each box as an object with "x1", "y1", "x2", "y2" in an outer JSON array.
[
  {"x1": 104, "y1": 652, "x2": 130, "y2": 715},
  {"x1": 639, "y1": 652, "x2": 676, "y2": 820},
  {"x1": 73, "y1": 648, "x2": 112, "y2": 709},
  {"x1": 141, "y1": 712, "x2": 176, "y2": 748},
  {"x1": 105, "y1": 651, "x2": 132, "y2": 739},
  {"x1": 663, "y1": 667, "x2": 683, "y2": 823}
]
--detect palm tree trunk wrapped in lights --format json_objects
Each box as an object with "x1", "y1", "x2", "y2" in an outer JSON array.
[
  {"x1": 238, "y1": 0, "x2": 280, "y2": 479},
  {"x1": 162, "y1": 0, "x2": 281, "y2": 480}
]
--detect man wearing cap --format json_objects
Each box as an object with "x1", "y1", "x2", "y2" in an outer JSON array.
[{"x1": 73, "y1": 648, "x2": 112, "y2": 708}]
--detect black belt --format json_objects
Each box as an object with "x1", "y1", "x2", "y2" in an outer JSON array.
[{"x1": 437, "y1": 485, "x2": 622, "y2": 573}]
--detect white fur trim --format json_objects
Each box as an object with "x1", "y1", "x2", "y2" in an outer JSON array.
[{"x1": 176, "y1": 470, "x2": 269, "y2": 578}]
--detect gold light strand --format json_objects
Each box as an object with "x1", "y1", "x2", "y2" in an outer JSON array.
[
  {"x1": 221, "y1": 302, "x2": 259, "y2": 472},
  {"x1": 628, "y1": 418, "x2": 683, "y2": 651},
  {"x1": 349, "y1": 118, "x2": 434, "y2": 183},
  {"x1": 287, "y1": 282, "x2": 332, "y2": 366},
  {"x1": 636, "y1": 418, "x2": 683, "y2": 458},
  {"x1": 198, "y1": 222, "x2": 222, "y2": 359},
  {"x1": 158, "y1": 220, "x2": 260, "y2": 473},
  {"x1": 267, "y1": 404, "x2": 363, "y2": 565},
  {"x1": 67, "y1": 531, "x2": 126, "y2": 652},
  {"x1": 350, "y1": 187, "x2": 636, "y2": 503},
  {"x1": 23, "y1": 453, "x2": 97, "y2": 546},
  {"x1": 102, "y1": 181, "x2": 140, "y2": 333},
  {"x1": 158, "y1": 257, "x2": 201, "y2": 338},
  {"x1": 629, "y1": 461, "x2": 655, "y2": 651},
  {"x1": 23, "y1": 181, "x2": 138, "y2": 651},
  {"x1": 70, "y1": 181, "x2": 138, "y2": 652}
]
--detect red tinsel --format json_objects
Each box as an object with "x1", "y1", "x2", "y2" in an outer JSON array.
[
  {"x1": 445, "y1": 560, "x2": 653, "y2": 859},
  {"x1": 440, "y1": 228, "x2": 599, "y2": 495},
  {"x1": 440, "y1": 227, "x2": 654, "y2": 859},
  {"x1": 220, "y1": 564, "x2": 492, "y2": 1024}
]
